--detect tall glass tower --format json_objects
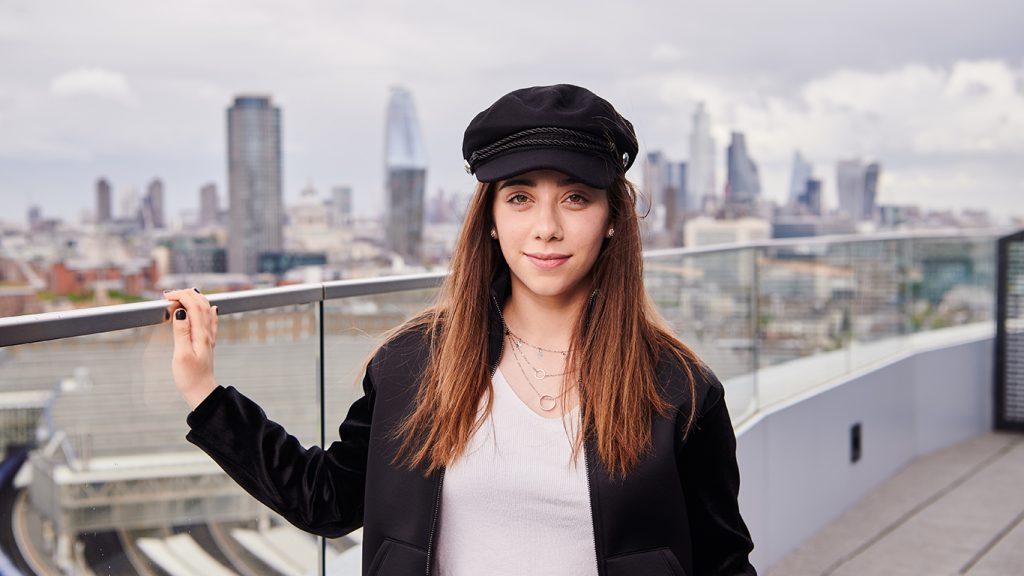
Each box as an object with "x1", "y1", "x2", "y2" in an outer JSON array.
[
  {"x1": 96, "y1": 177, "x2": 112, "y2": 225},
  {"x1": 227, "y1": 95, "x2": 283, "y2": 275},
  {"x1": 789, "y1": 151, "x2": 813, "y2": 204},
  {"x1": 687, "y1": 102, "x2": 716, "y2": 211},
  {"x1": 837, "y1": 159, "x2": 882, "y2": 221},
  {"x1": 384, "y1": 87, "x2": 427, "y2": 264},
  {"x1": 726, "y1": 132, "x2": 761, "y2": 204}
]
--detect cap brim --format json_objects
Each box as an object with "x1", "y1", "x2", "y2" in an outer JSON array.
[{"x1": 473, "y1": 148, "x2": 616, "y2": 189}]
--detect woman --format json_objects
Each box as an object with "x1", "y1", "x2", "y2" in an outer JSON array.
[{"x1": 166, "y1": 84, "x2": 755, "y2": 575}]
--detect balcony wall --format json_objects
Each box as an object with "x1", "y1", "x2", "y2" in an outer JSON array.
[{"x1": 736, "y1": 326, "x2": 993, "y2": 571}]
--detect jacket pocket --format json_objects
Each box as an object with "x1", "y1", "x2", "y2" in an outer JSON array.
[
  {"x1": 367, "y1": 537, "x2": 428, "y2": 576},
  {"x1": 605, "y1": 547, "x2": 688, "y2": 576}
]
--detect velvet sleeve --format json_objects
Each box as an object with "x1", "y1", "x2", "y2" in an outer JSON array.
[
  {"x1": 184, "y1": 358, "x2": 377, "y2": 539},
  {"x1": 677, "y1": 374, "x2": 757, "y2": 575}
]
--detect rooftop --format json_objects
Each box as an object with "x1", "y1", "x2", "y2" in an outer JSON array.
[{"x1": 769, "y1": 432, "x2": 1024, "y2": 576}]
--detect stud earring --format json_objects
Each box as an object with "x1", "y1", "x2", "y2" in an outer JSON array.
[
  {"x1": 606, "y1": 228, "x2": 615, "y2": 238},
  {"x1": 490, "y1": 229, "x2": 498, "y2": 239}
]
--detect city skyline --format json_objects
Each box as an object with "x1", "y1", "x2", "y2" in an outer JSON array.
[{"x1": 1, "y1": 1, "x2": 1022, "y2": 225}]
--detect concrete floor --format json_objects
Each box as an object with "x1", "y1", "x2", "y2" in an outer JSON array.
[{"x1": 769, "y1": 432, "x2": 1024, "y2": 576}]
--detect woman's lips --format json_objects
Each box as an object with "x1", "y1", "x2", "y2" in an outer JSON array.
[{"x1": 526, "y1": 253, "x2": 570, "y2": 269}]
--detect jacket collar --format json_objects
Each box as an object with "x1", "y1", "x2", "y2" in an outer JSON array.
[{"x1": 487, "y1": 266, "x2": 512, "y2": 369}]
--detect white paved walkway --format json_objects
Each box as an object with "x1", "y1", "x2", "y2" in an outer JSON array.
[{"x1": 769, "y1": 433, "x2": 1024, "y2": 576}]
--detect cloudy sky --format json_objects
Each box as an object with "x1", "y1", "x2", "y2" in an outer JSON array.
[{"x1": 1, "y1": 0, "x2": 1022, "y2": 225}]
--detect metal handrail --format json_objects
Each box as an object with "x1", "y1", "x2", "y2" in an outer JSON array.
[{"x1": 0, "y1": 230, "x2": 1003, "y2": 347}]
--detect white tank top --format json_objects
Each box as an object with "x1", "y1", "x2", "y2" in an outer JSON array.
[{"x1": 433, "y1": 368, "x2": 598, "y2": 576}]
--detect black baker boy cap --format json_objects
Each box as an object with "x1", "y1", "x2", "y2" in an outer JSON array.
[{"x1": 462, "y1": 84, "x2": 639, "y2": 189}]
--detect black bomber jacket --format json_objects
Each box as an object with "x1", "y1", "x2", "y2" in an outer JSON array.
[{"x1": 186, "y1": 271, "x2": 756, "y2": 576}]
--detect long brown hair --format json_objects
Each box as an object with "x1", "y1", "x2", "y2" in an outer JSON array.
[{"x1": 386, "y1": 174, "x2": 708, "y2": 478}]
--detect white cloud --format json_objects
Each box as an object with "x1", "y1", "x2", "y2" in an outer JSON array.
[
  {"x1": 49, "y1": 67, "x2": 138, "y2": 105},
  {"x1": 650, "y1": 43, "x2": 687, "y2": 65}
]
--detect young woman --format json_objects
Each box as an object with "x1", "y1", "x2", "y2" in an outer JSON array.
[{"x1": 166, "y1": 84, "x2": 755, "y2": 576}]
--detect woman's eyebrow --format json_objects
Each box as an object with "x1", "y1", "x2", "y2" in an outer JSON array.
[{"x1": 497, "y1": 178, "x2": 535, "y2": 190}]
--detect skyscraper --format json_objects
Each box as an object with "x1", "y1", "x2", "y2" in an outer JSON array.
[
  {"x1": 667, "y1": 160, "x2": 687, "y2": 232},
  {"x1": 96, "y1": 178, "x2": 112, "y2": 224},
  {"x1": 227, "y1": 95, "x2": 283, "y2": 275},
  {"x1": 789, "y1": 151, "x2": 813, "y2": 205},
  {"x1": 200, "y1": 183, "x2": 219, "y2": 226},
  {"x1": 803, "y1": 178, "x2": 823, "y2": 216},
  {"x1": 864, "y1": 162, "x2": 881, "y2": 220},
  {"x1": 384, "y1": 87, "x2": 427, "y2": 263},
  {"x1": 726, "y1": 132, "x2": 761, "y2": 205},
  {"x1": 837, "y1": 159, "x2": 882, "y2": 221},
  {"x1": 643, "y1": 151, "x2": 668, "y2": 211},
  {"x1": 331, "y1": 185, "x2": 353, "y2": 227},
  {"x1": 143, "y1": 178, "x2": 165, "y2": 229},
  {"x1": 687, "y1": 102, "x2": 716, "y2": 210}
]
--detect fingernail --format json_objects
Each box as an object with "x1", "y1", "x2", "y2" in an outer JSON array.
[
  {"x1": 194, "y1": 287, "x2": 201, "y2": 293},
  {"x1": 175, "y1": 309, "x2": 187, "y2": 321},
  {"x1": 213, "y1": 306, "x2": 218, "y2": 315},
  {"x1": 163, "y1": 310, "x2": 170, "y2": 321},
  {"x1": 163, "y1": 289, "x2": 171, "y2": 294}
]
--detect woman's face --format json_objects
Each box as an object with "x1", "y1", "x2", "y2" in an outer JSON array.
[{"x1": 492, "y1": 169, "x2": 610, "y2": 306}]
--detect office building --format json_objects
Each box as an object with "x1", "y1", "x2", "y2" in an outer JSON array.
[
  {"x1": 96, "y1": 178, "x2": 112, "y2": 224},
  {"x1": 687, "y1": 103, "x2": 716, "y2": 209},
  {"x1": 837, "y1": 159, "x2": 882, "y2": 222},
  {"x1": 142, "y1": 178, "x2": 165, "y2": 229},
  {"x1": 384, "y1": 87, "x2": 427, "y2": 263},
  {"x1": 331, "y1": 185, "x2": 353, "y2": 227},
  {"x1": 199, "y1": 183, "x2": 219, "y2": 226},
  {"x1": 666, "y1": 160, "x2": 687, "y2": 232},
  {"x1": 643, "y1": 151, "x2": 668, "y2": 230},
  {"x1": 726, "y1": 132, "x2": 761, "y2": 205},
  {"x1": 684, "y1": 216, "x2": 771, "y2": 248},
  {"x1": 789, "y1": 152, "x2": 813, "y2": 205},
  {"x1": 226, "y1": 95, "x2": 283, "y2": 275}
]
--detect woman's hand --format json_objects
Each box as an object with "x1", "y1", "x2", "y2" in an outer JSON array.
[{"x1": 165, "y1": 287, "x2": 219, "y2": 410}]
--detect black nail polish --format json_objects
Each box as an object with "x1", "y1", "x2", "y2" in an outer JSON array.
[
  {"x1": 175, "y1": 309, "x2": 187, "y2": 321},
  {"x1": 194, "y1": 288, "x2": 201, "y2": 293},
  {"x1": 164, "y1": 310, "x2": 170, "y2": 321}
]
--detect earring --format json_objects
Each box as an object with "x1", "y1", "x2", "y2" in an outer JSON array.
[
  {"x1": 490, "y1": 229, "x2": 497, "y2": 239},
  {"x1": 606, "y1": 228, "x2": 615, "y2": 238}
]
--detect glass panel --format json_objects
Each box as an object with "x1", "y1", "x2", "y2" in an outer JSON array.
[
  {"x1": 321, "y1": 287, "x2": 439, "y2": 574},
  {"x1": 756, "y1": 241, "x2": 852, "y2": 408},
  {"x1": 0, "y1": 303, "x2": 320, "y2": 575},
  {"x1": 646, "y1": 248, "x2": 757, "y2": 423},
  {"x1": 908, "y1": 237, "x2": 997, "y2": 348},
  {"x1": 848, "y1": 239, "x2": 911, "y2": 371}
]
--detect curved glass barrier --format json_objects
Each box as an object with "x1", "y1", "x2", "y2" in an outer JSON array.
[{"x1": 0, "y1": 303, "x2": 321, "y2": 575}]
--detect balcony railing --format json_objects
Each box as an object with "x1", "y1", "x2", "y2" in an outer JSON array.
[{"x1": 0, "y1": 229, "x2": 1002, "y2": 575}]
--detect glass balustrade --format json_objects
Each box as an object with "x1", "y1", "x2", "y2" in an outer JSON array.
[{"x1": 0, "y1": 232, "x2": 1002, "y2": 575}]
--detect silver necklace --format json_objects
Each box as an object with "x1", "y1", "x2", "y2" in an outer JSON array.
[
  {"x1": 504, "y1": 327, "x2": 568, "y2": 360},
  {"x1": 506, "y1": 329, "x2": 567, "y2": 379},
  {"x1": 508, "y1": 335, "x2": 576, "y2": 412}
]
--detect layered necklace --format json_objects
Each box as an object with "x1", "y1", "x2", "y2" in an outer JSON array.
[{"x1": 504, "y1": 326, "x2": 575, "y2": 412}]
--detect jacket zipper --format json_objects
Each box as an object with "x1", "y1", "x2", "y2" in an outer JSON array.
[
  {"x1": 580, "y1": 289, "x2": 603, "y2": 575},
  {"x1": 424, "y1": 296, "x2": 506, "y2": 575},
  {"x1": 583, "y1": 443, "x2": 604, "y2": 576},
  {"x1": 424, "y1": 468, "x2": 444, "y2": 575}
]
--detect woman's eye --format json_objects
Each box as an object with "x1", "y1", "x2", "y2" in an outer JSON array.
[
  {"x1": 566, "y1": 193, "x2": 589, "y2": 205},
  {"x1": 508, "y1": 194, "x2": 530, "y2": 205}
]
